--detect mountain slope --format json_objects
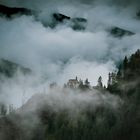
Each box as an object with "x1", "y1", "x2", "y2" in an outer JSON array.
[
  {"x1": 0, "y1": 4, "x2": 33, "y2": 17},
  {"x1": 0, "y1": 59, "x2": 31, "y2": 77}
]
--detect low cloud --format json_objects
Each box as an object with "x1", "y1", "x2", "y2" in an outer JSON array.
[{"x1": 0, "y1": 0, "x2": 140, "y2": 108}]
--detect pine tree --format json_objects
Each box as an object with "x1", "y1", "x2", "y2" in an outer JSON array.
[
  {"x1": 123, "y1": 56, "x2": 128, "y2": 70},
  {"x1": 85, "y1": 78, "x2": 90, "y2": 86},
  {"x1": 97, "y1": 76, "x2": 103, "y2": 88}
]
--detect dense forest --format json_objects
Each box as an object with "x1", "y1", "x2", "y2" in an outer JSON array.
[{"x1": 0, "y1": 50, "x2": 140, "y2": 140}]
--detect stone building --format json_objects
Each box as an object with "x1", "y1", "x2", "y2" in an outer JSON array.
[{"x1": 67, "y1": 76, "x2": 80, "y2": 88}]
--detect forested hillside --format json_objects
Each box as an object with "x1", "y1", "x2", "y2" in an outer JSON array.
[{"x1": 0, "y1": 50, "x2": 140, "y2": 140}]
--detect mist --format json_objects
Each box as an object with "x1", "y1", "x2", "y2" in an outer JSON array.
[
  {"x1": 0, "y1": 0, "x2": 140, "y2": 109},
  {"x1": 0, "y1": 1, "x2": 140, "y2": 140}
]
